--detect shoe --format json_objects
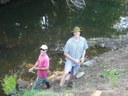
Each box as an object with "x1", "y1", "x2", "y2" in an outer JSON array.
[
  {"x1": 67, "y1": 81, "x2": 73, "y2": 88},
  {"x1": 45, "y1": 82, "x2": 50, "y2": 89},
  {"x1": 65, "y1": 80, "x2": 68, "y2": 84}
]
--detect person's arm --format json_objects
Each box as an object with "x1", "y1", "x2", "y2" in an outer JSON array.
[
  {"x1": 64, "y1": 52, "x2": 80, "y2": 64},
  {"x1": 28, "y1": 61, "x2": 38, "y2": 72},
  {"x1": 34, "y1": 66, "x2": 49, "y2": 70},
  {"x1": 80, "y1": 38, "x2": 88, "y2": 63},
  {"x1": 80, "y1": 49, "x2": 86, "y2": 63},
  {"x1": 33, "y1": 61, "x2": 38, "y2": 67}
]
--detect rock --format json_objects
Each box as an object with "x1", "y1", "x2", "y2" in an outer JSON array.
[
  {"x1": 91, "y1": 90, "x2": 102, "y2": 96},
  {"x1": 82, "y1": 60, "x2": 93, "y2": 67},
  {"x1": 88, "y1": 37, "x2": 128, "y2": 50},
  {"x1": 76, "y1": 71, "x2": 85, "y2": 79},
  {"x1": 17, "y1": 78, "x2": 29, "y2": 89}
]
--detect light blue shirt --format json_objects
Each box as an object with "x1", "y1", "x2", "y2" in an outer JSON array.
[{"x1": 64, "y1": 36, "x2": 88, "y2": 66}]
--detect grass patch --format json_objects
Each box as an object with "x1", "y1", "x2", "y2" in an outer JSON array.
[
  {"x1": 2, "y1": 75, "x2": 78, "y2": 96},
  {"x1": 23, "y1": 89, "x2": 56, "y2": 96},
  {"x1": 102, "y1": 69, "x2": 119, "y2": 87}
]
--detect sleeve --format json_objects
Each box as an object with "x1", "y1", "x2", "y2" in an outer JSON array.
[{"x1": 64, "y1": 41, "x2": 70, "y2": 53}]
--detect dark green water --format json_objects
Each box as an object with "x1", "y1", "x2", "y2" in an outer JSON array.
[{"x1": 0, "y1": 0, "x2": 124, "y2": 77}]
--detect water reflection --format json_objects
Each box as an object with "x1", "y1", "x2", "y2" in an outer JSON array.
[
  {"x1": 113, "y1": 16, "x2": 128, "y2": 31},
  {"x1": 40, "y1": 15, "x2": 49, "y2": 30}
]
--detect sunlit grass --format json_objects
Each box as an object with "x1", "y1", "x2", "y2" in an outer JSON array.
[{"x1": 23, "y1": 89, "x2": 56, "y2": 96}]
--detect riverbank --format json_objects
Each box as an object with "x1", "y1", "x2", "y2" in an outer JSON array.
[
  {"x1": 15, "y1": 42, "x2": 128, "y2": 96},
  {"x1": 50, "y1": 44, "x2": 128, "y2": 96},
  {"x1": 1, "y1": 35, "x2": 128, "y2": 96}
]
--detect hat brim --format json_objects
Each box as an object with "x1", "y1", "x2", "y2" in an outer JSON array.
[{"x1": 71, "y1": 30, "x2": 82, "y2": 33}]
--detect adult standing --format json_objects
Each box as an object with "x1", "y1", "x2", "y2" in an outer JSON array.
[
  {"x1": 60, "y1": 26, "x2": 88, "y2": 88},
  {"x1": 29, "y1": 44, "x2": 50, "y2": 89}
]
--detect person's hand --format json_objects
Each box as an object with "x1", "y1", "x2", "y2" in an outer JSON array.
[
  {"x1": 28, "y1": 68, "x2": 33, "y2": 72},
  {"x1": 80, "y1": 57, "x2": 85, "y2": 64},
  {"x1": 28, "y1": 68, "x2": 35, "y2": 73},
  {"x1": 74, "y1": 59, "x2": 80, "y2": 64}
]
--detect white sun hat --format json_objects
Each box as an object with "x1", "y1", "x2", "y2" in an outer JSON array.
[{"x1": 40, "y1": 44, "x2": 48, "y2": 50}]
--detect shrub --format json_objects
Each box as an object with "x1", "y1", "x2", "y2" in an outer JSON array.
[{"x1": 2, "y1": 75, "x2": 17, "y2": 95}]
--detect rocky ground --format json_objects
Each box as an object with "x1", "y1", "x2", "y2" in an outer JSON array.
[{"x1": 17, "y1": 44, "x2": 128, "y2": 96}]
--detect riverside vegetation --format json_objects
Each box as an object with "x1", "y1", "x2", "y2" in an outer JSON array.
[
  {"x1": 2, "y1": 45, "x2": 128, "y2": 96},
  {"x1": 2, "y1": 34, "x2": 128, "y2": 96}
]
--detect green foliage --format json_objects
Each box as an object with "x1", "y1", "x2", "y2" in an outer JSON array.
[
  {"x1": 86, "y1": 45, "x2": 110, "y2": 57},
  {"x1": 68, "y1": 0, "x2": 125, "y2": 37},
  {"x1": 23, "y1": 89, "x2": 56, "y2": 96},
  {"x1": 23, "y1": 89, "x2": 36, "y2": 96},
  {"x1": 2, "y1": 75, "x2": 56, "y2": 96},
  {"x1": 2, "y1": 75, "x2": 17, "y2": 95}
]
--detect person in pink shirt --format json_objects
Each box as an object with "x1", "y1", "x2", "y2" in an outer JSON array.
[{"x1": 29, "y1": 44, "x2": 50, "y2": 89}]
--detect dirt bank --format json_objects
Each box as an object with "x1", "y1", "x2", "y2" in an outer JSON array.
[
  {"x1": 16, "y1": 44, "x2": 128, "y2": 96},
  {"x1": 59, "y1": 44, "x2": 128, "y2": 96}
]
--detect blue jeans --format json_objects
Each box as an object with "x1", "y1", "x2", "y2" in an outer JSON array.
[{"x1": 32, "y1": 76, "x2": 49, "y2": 89}]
